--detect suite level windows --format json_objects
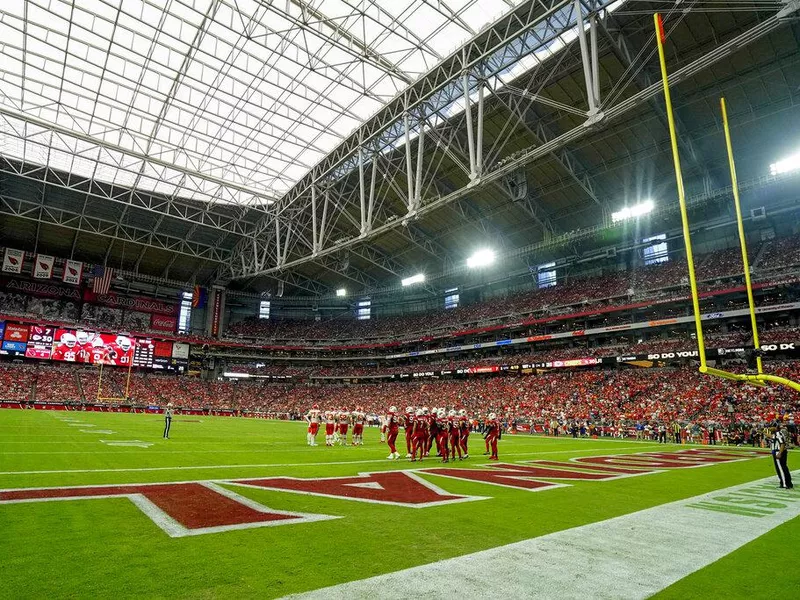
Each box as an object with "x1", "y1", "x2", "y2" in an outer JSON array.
[
  {"x1": 357, "y1": 299, "x2": 371, "y2": 320},
  {"x1": 537, "y1": 262, "x2": 557, "y2": 289},
  {"x1": 178, "y1": 291, "x2": 192, "y2": 333},
  {"x1": 642, "y1": 234, "x2": 668, "y2": 265},
  {"x1": 259, "y1": 300, "x2": 270, "y2": 319}
]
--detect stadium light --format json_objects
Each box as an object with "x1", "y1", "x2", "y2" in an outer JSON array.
[
  {"x1": 401, "y1": 273, "x2": 425, "y2": 287},
  {"x1": 336, "y1": 288, "x2": 347, "y2": 297},
  {"x1": 467, "y1": 248, "x2": 496, "y2": 268},
  {"x1": 770, "y1": 151, "x2": 800, "y2": 176},
  {"x1": 223, "y1": 372, "x2": 250, "y2": 378},
  {"x1": 612, "y1": 200, "x2": 654, "y2": 223}
]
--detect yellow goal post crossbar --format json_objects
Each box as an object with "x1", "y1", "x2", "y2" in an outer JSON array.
[{"x1": 654, "y1": 12, "x2": 800, "y2": 394}]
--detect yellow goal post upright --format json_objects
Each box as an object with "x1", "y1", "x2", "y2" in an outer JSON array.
[
  {"x1": 96, "y1": 349, "x2": 135, "y2": 403},
  {"x1": 654, "y1": 12, "x2": 800, "y2": 393}
]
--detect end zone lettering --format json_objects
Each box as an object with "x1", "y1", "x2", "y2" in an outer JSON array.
[{"x1": 0, "y1": 450, "x2": 765, "y2": 537}]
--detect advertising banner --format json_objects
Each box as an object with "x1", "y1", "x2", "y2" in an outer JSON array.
[
  {"x1": 3, "y1": 323, "x2": 29, "y2": 343},
  {"x1": 150, "y1": 314, "x2": 177, "y2": 332},
  {"x1": 172, "y1": 342, "x2": 190, "y2": 360}
]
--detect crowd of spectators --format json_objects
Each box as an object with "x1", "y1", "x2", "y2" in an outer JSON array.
[
  {"x1": 3, "y1": 360, "x2": 797, "y2": 439},
  {"x1": 225, "y1": 241, "x2": 798, "y2": 344}
]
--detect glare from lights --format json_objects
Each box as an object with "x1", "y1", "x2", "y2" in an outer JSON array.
[
  {"x1": 612, "y1": 200, "x2": 654, "y2": 223},
  {"x1": 401, "y1": 273, "x2": 425, "y2": 287},
  {"x1": 467, "y1": 248, "x2": 496, "y2": 268},
  {"x1": 336, "y1": 288, "x2": 347, "y2": 297},
  {"x1": 223, "y1": 372, "x2": 250, "y2": 378},
  {"x1": 770, "y1": 152, "x2": 800, "y2": 176}
]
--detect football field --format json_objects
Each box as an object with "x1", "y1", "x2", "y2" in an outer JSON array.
[{"x1": 1, "y1": 410, "x2": 797, "y2": 599}]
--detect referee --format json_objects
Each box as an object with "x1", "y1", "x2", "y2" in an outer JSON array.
[
  {"x1": 771, "y1": 423, "x2": 793, "y2": 489},
  {"x1": 163, "y1": 404, "x2": 173, "y2": 439}
]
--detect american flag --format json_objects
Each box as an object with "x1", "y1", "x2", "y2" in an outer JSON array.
[{"x1": 92, "y1": 265, "x2": 114, "y2": 294}]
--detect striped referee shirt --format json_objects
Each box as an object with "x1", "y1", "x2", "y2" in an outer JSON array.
[{"x1": 771, "y1": 430, "x2": 786, "y2": 453}]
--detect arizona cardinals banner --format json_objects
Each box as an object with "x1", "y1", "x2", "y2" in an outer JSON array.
[
  {"x1": 33, "y1": 254, "x2": 54, "y2": 279},
  {"x1": 2, "y1": 248, "x2": 24, "y2": 274},
  {"x1": 62, "y1": 259, "x2": 83, "y2": 285}
]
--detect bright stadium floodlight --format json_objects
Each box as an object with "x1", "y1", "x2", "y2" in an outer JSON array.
[
  {"x1": 336, "y1": 288, "x2": 347, "y2": 297},
  {"x1": 612, "y1": 199, "x2": 654, "y2": 223},
  {"x1": 770, "y1": 151, "x2": 800, "y2": 176},
  {"x1": 401, "y1": 273, "x2": 425, "y2": 287},
  {"x1": 467, "y1": 248, "x2": 496, "y2": 268}
]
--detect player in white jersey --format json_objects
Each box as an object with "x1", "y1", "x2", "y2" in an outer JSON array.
[
  {"x1": 352, "y1": 409, "x2": 366, "y2": 446},
  {"x1": 305, "y1": 404, "x2": 322, "y2": 446}
]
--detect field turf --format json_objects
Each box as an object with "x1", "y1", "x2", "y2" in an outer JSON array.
[{"x1": 0, "y1": 409, "x2": 797, "y2": 599}]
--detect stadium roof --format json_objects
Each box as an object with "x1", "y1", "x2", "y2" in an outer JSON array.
[
  {"x1": 0, "y1": 0, "x2": 522, "y2": 202},
  {"x1": 1, "y1": 0, "x2": 799, "y2": 294}
]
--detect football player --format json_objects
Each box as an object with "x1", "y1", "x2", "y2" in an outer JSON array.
[
  {"x1": 485, "y1": 412, "x2": 501, "y2": 461},
  {"x1": 352, "y1": 408, "x2": 366, "y2": 446},
  {"x1": 403, "y1": 406, "x2": 415, "y2": 458},
  {"x1": 459, "y1": 409, "x2": 470, "y2": 459},
  {"x1": 337, "y1": 410, "x2": 350, "y2": 446},
  {"x1": 410, "y1": 408, "x2": 428, "y2": 462},
  {"x1": 305, "y1": 404, "x2": 321, "y2": 446},
  {"x1": 436, "y1": 409, "x2": 450, "y2": 463},
  {"x1": 385, "y1": 406, "x2": 401, "y2": 459},
  {"x1": 52, "y1": 332, "x2": 79, "y2": 362},
  {"x1": 448, "y1": 409, "x2": 463, "y2": 461},
  {"x1": 324, "y1": 410, "x2": 336, "y2": 446}
]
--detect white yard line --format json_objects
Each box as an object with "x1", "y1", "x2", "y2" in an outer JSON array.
[
  {"x1": 0, "y1": 445, "x2": 675, "y2": 475},
  {"x1": 285, "y1": 473, "x2": 800, "y2": 600}
]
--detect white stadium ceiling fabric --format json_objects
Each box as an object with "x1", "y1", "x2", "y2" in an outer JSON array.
[{"x1": 0, "y1": 0, "x2": 523, "y2": 205}]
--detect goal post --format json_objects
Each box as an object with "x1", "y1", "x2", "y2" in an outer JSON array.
[
  {"x1": 96, "y1": 352, "x2": 135, "y2": 403},
  {"x1": 654, "y1": 12, "x2": 800, "y2": 393}
]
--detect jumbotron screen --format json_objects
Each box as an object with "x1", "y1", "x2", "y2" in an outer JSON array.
[{"x1": 51, "y1": 329, "x2": 136, "y2": 367}]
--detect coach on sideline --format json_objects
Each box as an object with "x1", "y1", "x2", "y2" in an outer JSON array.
[
  {"x1": 164, "y1": 404, "x2": 173, "y2": 439},
  {"x1": 771, "y1": 423, "x2": 793, "y2": 489}
]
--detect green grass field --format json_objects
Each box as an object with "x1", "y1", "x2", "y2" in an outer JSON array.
[{"x1": 1, "y1": 409, "x2": 797, "y2": 599}]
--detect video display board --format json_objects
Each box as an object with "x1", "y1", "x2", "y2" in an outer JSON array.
[
  {"x1": 25, "y1": 325, "x2": 54, "y2": 359},
  {"x1": 51, "y1": 329, "x2": 135, "y2": 366}
]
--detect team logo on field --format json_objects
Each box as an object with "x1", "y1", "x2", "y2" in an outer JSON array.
[{"x1": 0, "y1": 449, "x2": 765, "y2": 537}]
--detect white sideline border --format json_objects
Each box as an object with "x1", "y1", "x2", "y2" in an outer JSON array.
[{"x1": 285, "y1": 473, "x2": 800, "y2": 600}]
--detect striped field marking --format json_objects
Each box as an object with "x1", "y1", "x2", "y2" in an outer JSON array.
[{"x1": 286, "y1": 472, "x2": 800, "y2": 599}]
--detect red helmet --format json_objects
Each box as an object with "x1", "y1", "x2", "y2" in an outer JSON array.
[{"x1": 312, "y1": 404, "x2": 319, "y2": 410}]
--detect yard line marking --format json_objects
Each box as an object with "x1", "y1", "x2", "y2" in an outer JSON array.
[
  {"x1": 285, "y1": 472, "x2": 800, "y2": 600},
  {"x1": 0, "y1": 445, "x2": 757, "y2": 476}
]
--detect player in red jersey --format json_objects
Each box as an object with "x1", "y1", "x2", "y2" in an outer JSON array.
[
  {"x1": 436, "y1": 409, "x2": 450, "y2": 463},
  {"x1": 448, "y1": 409, "x2": 463, "y2": 461},
  {"x1": 385, "y1": 406, "x2": 400, "y2": 459},
  {"x1": 74, "y1": 330, "x2": 93, "y2": 363},
  {"x1": 337, "y1": 411, "x2": 350, "y2": 446},
  {"x1": 52, "y1": 332, "x2": 79, "y2": 362},
  {"x1": 458, "y1": 409, "x2": 470, "y2": 459},
  {"x1": 106, "y1": 336, "x2": 133, "y2": 366},
  {"x1": 352, "y1": 408, "x2": 366, "y2": 446},
  {"x1": 410, "y1": 408, "x2": 429, "y2": 462},
  {"x1": 485, "y1": 412, "x2": 501, "y2": 460},
  {"x1": 306, "y1": 405, "x2": 321, "y2": 446},
  {"x1": 402, "y1": 406, "x2": 415, "y2": 458},
  {"x1": 324, "y1": 410, "x2": 336, "y2": 446},
  {"x1": 427, "y1": 407, "x2": 439, "y2": 457}
]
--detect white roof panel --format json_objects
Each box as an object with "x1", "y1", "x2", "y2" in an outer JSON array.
[{"x1": 0, "y1": 0, "x2": 523, "y2": 204}]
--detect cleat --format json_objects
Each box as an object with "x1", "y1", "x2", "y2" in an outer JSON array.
[
  {"x1": 405, "y1": 453, "x2": 411, "y2": 458},
  {"x1": 387, "y1": 454, "x2": 395, "y2": 460}
]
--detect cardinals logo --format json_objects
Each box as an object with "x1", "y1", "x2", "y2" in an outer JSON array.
[
  {"x1": 68, "y1": 267, "x2": 77, "y2": 275},
  {"x1": 8, "y1": 256, "x2": 19, "y2": 265},
  {"x1": 38, "y1": 261, "x2": 50, "y2": 271}
]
